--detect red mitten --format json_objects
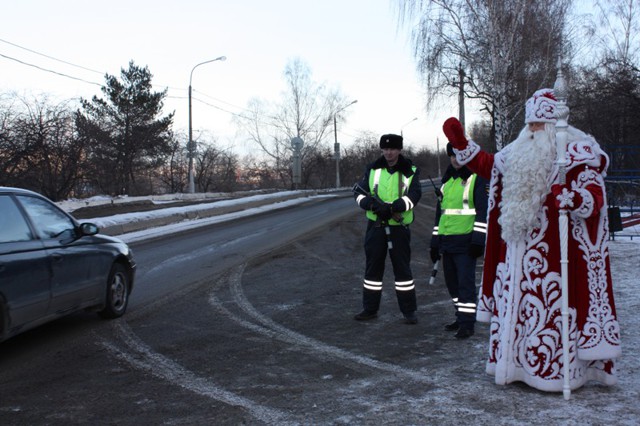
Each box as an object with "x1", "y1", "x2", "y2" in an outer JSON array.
[
  {"x1": 551, "y1": 184, "x2": 582, "y2": 210},
  {"x1": 443, "y1": 117, "x2": 468, "y2": 150}
]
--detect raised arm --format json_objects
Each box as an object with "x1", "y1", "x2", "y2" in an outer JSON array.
[{"x1": 443, "y1": 117, "x2": 495, "y2": 179}]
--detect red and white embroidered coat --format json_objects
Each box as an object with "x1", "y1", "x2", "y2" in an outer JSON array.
[{"x1": 455, "y1": 136, "x2": 621, "y2": 392}]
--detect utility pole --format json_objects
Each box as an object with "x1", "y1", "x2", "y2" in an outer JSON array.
[
  {"x1": 436, "y1": 137, "x2": 441, "y2": 177},
  {"x1": 333, "y1": 100, "x2": 357, "y2": 188},
  {"x1": 291, "y1": 136, "x2": 304, "y2": 190},
  {"x1": 333, "y1": 114, "x2": 340, "y2": 188},
  {"x1": 458, "y1": 63, "x2": 466, "y2": 131}
]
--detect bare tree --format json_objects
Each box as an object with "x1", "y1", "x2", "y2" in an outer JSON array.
[
  {"x1": 340, "y1": 131, "x2": 380, "y2": 186},
  {"x1": 157, "y1": 134, "x2": 188, "y2": 193},
  {"x1": 237, "y1": 155, "x2": 282, "y2": 190},
  {"x1": 235, "y1": 57, "x2": 346, "y2": 188},
  {"x1": 594, "y1": 0, "x2": 640, "y2": 64},
  {"x1": 560, "y1": 1, "x2": 640, "y2": 204},
  {"x1": 196, "y1": 140, "x2": 238, "y2": 193},
  {"x1": 300, "y1": 145, "x2": 334, "y2": 188},
  {"x1": 570, "y1": 1, "x2": 640, "y2": 166},
  {"x1": 0, "y1": 95, "x2": 85, "y2": 200},
  {"x1": 396, "y1": 0, "x2": 569, "y2": 149},
  {"x1": 0, "y1": 94, "x2": 20, "y2": 185}
]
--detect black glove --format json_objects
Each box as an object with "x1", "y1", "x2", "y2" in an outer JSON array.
[
  {"x1": 434, "y1": 188, "x2": 443, "y2": 202},
  {"x1": 370, "y1": 198, "x2": 383, "y2": 212},
  {"x1": 391, "y1": 198, "x2": 406, "y2": 212},
  {"x1": 430, "y1": 247, "x2": 441, "y2": 263},
  {"x1": 359, "y1": 196, "x2": 375, "y2": 210},
  {"x1": 373, "y1": 203, "x2": 393, "y2": 221},
  {"x1": 468, "y1": 244, "x2": 484, "y2": 258}
]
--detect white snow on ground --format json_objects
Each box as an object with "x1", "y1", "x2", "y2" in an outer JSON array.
[
  {"x1": 56, "y1": 190, "x2": 287, "y2": 210},
  {"x1": 57, "y1": 190, "x2": 328, "y2": 243},
  {"x1": 107, "y1": 196, "x2": 332, "y2": 244}
]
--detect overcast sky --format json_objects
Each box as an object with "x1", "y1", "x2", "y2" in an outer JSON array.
[{"x1": 1, "y1": 0, "x2": 467, "y2": 156}]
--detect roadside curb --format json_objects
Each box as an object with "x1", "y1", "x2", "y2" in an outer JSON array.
[{"x1": 97, "y1": 191, "x2": 326, "y2": 236}]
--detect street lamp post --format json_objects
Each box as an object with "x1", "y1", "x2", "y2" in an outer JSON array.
[
  {"x1": 188, "y1": 56, "x2": 226, "y2": 193},
  {"x1": 400, "y1": 117, "x2": 418, "y2": 136},
  {"x1": 333, "y1": 99, "x2": 357, "y2": 188}
]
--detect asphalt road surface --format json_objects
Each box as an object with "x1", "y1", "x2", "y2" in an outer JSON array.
[{"x1": 0, "y1": 194, "x2": 637, "y2": 425}]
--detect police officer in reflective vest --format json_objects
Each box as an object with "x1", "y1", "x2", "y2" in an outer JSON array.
[
  {"x1": 430, "y1": 142, "x2": 488, "y2": 338},
  {"x1": 353, "y1": 134, "x2": 422, "y2": 324}
]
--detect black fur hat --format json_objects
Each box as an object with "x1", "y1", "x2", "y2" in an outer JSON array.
[{"x1": 379, "y1": 134, "x2": 403, "y2": 150}]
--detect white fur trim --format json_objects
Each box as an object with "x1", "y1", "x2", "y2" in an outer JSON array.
[{"x1": 454, "y1": 139, "x2": 481, "y2": 165}]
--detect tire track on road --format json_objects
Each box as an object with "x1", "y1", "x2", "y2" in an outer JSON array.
[
  {"x1": 220, "y1": 263, "x2": 435, "y2": 384},
  {"x1": 99, "y1": 323, "x2": 296, "y2": 425}
]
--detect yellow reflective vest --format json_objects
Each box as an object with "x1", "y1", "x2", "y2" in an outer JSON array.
[
  {"x1": 437, "y1": 174, "x2": 478, "y2": 235},
  {"x1": 365, "y1": 167, "x2": 417, "y2": 225}
]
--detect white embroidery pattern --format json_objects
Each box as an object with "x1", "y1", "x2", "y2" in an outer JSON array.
[
  {"x1": 567, "y1": 138, "x2": 601, "y2": 168},
  {"x1": 555, "y1": 187, "x2": 575, "y2": 209},
  {"x1": 570, "y1": 170, "x2": 596, "y2": 218},
  {"x1": 569, "y1": 168, "x2": 620, "y2": 352},
  {"x1": 517, "y1": 211, "x2": 560, "y2": 374},
  {"x1": 487, "y1": 165, "x2": 501, "y2": 214},
  {"x1": 573, "y1": 187, "x2": 594, "y2": 217}
]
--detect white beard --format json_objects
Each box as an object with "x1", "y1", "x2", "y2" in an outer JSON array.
[{"x1": 499, "y1": 124, "x2": 557, "y2": 243}]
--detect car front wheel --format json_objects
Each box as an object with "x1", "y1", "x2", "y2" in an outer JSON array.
[{"x1": 98, "y1": 263, "x2": 130, "y2": 319}]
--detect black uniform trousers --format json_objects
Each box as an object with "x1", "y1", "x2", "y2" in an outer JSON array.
[
  {"x1": 362, "y1": 220, "x2": 416, "y2": 315},
  {"x1": 441, "y1": 251, "x2": 478, "y2": 329}
]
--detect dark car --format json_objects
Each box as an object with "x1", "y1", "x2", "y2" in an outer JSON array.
[{"x1": 0, "y1": 187, "x2": 136, "y2": 342}]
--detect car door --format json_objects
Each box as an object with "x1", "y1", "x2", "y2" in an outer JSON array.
[
  {"x1": 15, "y1": 195, "x2": 103, "y2": 315},
  {"x1": 0, "y1": 194, "x2": 51, "y2": 331}
]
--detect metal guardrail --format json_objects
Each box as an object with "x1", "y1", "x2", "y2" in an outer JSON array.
[
  {"x1": 610, "y1": 232, "x2": 638, "y2": 241},
  {"x1": 608, "y1": 206, "x2": 639, "y2": 240}
]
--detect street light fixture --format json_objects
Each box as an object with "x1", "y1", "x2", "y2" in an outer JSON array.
[
  {"x1": 188, "y1": 56, "x2": 226, "y2": 193},
  {"x1": 400, "y1": 117, "x2": 418, "y2": 136},
  {"x1": 333, "y1": 99, "x2": 358, "y2": 188}
]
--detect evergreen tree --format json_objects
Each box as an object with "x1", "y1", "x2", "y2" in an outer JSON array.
[{"x1": 76, "y1": 61, "x2": 174, "y2": 195}]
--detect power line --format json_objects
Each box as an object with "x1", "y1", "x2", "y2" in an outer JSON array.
[
  {"x1": 193, "y1": 89, "x2": 248, "y2": 112},
  {"x1": 0, "y1": 37, "x2": 250, "y2": 121},
  {"x1": 0, "y1": 37, "x2": 104, "y2": 74},
  {"x1": 0, "y1": 37, "x2": 182, "y2": 92},
  {"x1": 0, "y1": 52, "x2": 102, "y2": 87},
  {"x1": 0, "y1": 38, "x2": 358, "y2": 138},
  {"x1": 192, "y1": 96, "x2": 257, "y2": 122}
]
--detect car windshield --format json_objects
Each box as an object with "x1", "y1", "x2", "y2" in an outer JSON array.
[{"x1": 17, "y1": 195, "x2": 75, "y2": 239}]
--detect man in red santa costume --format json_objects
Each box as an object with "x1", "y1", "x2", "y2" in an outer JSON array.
[{"x1": 442, "y1": 88, "x2": 621, "y2": 392}]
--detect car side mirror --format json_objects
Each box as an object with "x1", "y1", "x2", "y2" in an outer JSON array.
[{"x1": 79, "y1": 222, "x2": 100, "y2": 236}]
